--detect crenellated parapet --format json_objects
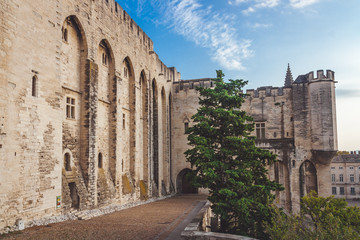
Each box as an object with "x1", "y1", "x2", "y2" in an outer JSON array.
[
  {"x1": 246, "y1": 86, "x2": 287, "y2": 98},
  {"x1": 294, "y1": 69, "x2": 335, "y2": 84},
  {"x1": 173, "y1": 78, "x2": 214, "y2": 93},
  {"x1": 91, "y1": 0, "x2": 154, "y2": 51}
]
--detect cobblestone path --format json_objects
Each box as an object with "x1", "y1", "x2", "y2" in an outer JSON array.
[{"x1": 1, "y1": 194, "x2": 207, "y2": 240}]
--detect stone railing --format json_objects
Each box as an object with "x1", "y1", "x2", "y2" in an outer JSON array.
[{"x1": 181, "y1": 201, "x2": 257, "y2": 240}]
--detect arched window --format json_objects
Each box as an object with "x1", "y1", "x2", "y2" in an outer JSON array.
[
  {"x1": 98, "y1": 153, "x2": 103, "y2": 168},
  {"x1": 64, "y1": 153, "x2": 71, "y2": 171},
  {"x1": 32, "y1": 76, "x2": 38, "y2": 97}
]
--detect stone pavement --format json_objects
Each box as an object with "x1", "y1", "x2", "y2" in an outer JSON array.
[{"x1": 1, "y1": 194, "x2": 208, "y2": 240}]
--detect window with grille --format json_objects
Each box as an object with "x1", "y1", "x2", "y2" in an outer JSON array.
[
  {"x1": 256, "y1": 123, "x2": 265, "y2": 139},
  {"x1": 331, "y1": 174, "x2": 335, "y2": 182},
  {"x1": 66, "y1": 97, "x2": 75, "y2": 119},
  {"x1": 339, "y1": 174, "x2": 344, "y2": 182},
  {"x1": 350, "y1": 174, "x2": 354, "y2": 182},
  {"x1": 351, "y1": 187, "x2": 356, "y2": 195},
  {"x1": 332, "y1": 187, "x2": 336, "y2": 195}
]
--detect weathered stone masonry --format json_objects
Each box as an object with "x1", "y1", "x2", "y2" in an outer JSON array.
[
  {"x1": 0, "y1": 0, "x2": 180, "y2": 231},
  {"x1": 0, "y1": 0, "x2": 337, "y2": 232},
  {"x1": 172, "y1": 69, "x2": 338, "y2": 212}
]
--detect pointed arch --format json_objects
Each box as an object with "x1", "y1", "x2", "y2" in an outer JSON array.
[
  {"x1": 176, "y1": 168, "x2": 198, "y2": 194},
  {"x1": 140, "y1": 71, "x2": 149, "y2": 183},
  {"x1": 161, "y1": 87, "x2": 168, "y2": 193},
  {"x1": 123, "y1": 57, "x2": 136, "y2": 179},
  {"x1": 300, "y1": 160, "x2": 318, "y2": 199},
  {"x1": 62, "y1": 15, "x2": 88, "y2": 54},
  {"x1": 61, "y1": 15, "x2": 89, "y2": 185},
  {"x1": 168, "y1": 92, "x2": 173, "y2": 192},
  {"x1": 152, "y1": 79, "x2": 159, "y2": 193},
  {"x1": 96, "y1": 39, "x2": 116, "y2": 185}
]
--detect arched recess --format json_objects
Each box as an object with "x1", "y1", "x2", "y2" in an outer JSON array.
[
  {"x1": 161, "y1": 87, "x2": 168, "y2": 193},
  {"x1": 96, "y1": 39, "x2": 116, "y2": 183},
  {"x1": 299, "y1": 160, "x2": 318, "y2": 199},
  {"x1": 122, "y1": 57, "x2": 136, "y2": 179},
  {"x1": 168, "y1": 92, "x2": 173, "y2": 192},
  {"x1": 274, "y1": 161, "x2": 291, "y2": 211},
  {"x1": 61, "y1": 16, "x2": 89, "y2": 182},
  {"x1": 152, "y1": 79, "x2": 159, "y2": 191},
  {"x1": 140, "y1": 71, "x2": 149, "y2": 183},
  {"x1": 176, "y1": 168, "x2": 198, "y2": 194}
]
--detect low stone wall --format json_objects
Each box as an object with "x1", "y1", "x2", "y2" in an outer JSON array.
[{"x1": 181, "y1": 201, "x2": 257, "y2": 240}]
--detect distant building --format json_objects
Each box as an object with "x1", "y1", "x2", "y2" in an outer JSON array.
[{"x1": 331, "y1": 152, "x2": 360, "y2": 200}]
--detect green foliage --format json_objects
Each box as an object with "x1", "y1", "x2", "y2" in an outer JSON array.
[
  {"x1": 266, "y1": 191, "x2": 360, "y2": 240},
  {"x1": 185, "y1": 70, "x2": 283, "y2": 239}
]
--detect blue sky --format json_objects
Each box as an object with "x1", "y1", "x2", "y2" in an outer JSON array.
[{"x1": 116, "y1": 0, "x2": 360, "y2": 151}]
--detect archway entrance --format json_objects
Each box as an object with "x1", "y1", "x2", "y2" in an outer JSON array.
[
  {"x1": 299, "y1": 160, "x2": 317, "y2": 199},
  {"x1": 68, "y1": 182, "x2": 80, "y2": 209},
  {"x1": 176, "y1": 169, "x2": 198, "y2": 194}
]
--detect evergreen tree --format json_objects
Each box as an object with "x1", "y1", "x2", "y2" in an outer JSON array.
[{"x1": 185, "y1": 70, "x2": 283, "y2": 239}]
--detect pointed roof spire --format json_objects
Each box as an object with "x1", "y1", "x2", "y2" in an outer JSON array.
[{"x1": 284, "y1": 63, "x2": 293, "y2": 87}]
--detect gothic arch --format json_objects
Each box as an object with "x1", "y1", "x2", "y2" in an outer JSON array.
[
  {"x1": 62, "y1": 15, "x2": 88, "y2": 55},
  {"x1": 123, "y1": 57, "x2": 136, "y2": 179},
  {"x1": 161, "y1": 87, "x2": 168, "y2": 193},
  {"x1": 140, "y1": 71, "x2": 149, "y2": 183},
  {"x1": 61, "y1": 15, "x2": 89, "y2": 183},
  {"x1": 176, "y1": 168, "x2": 197, "y2": 194},
  {"x1": 299, "y1": 160, "x2": 318, "y2": 199},
  {"x1": 62, "y1": 149, "x2": 74, "y2": 171},
  {"x1": 152, "y1": 79, "x2": 159, "y2": 193},
  {"x1": 96, "y1": 39, "x2": 116, "y2": 183},
  {"x1": 168, "y1": 92, "x2": 173, "y2": 191}
]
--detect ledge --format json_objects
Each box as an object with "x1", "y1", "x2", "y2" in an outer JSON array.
[{"x1": 181, "y1": 200, "x2": 257, "y2": 240}]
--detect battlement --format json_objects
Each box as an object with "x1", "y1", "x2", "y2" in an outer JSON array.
[
  {"x1": 308, "y1": 69, "x2": 335, "y2": 81},
  {"x1": 294, "y1": 69, "x2": 335, "y2": 84},
  {"x1": 154, "y1": 57, "x2": 181, "y2": 82},
  {"x1": 96, "y1": 0, "x2": 154, "y2": 51},
  {"x1": 173, "y1": 78, "x2": 214, "y2": 93},
  {"x1": 246, "y1": 86, "x2": 287, "y2": 98}
]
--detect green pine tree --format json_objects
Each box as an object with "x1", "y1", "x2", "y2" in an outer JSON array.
[{"x1": 185, "y1": 70, "x2": 284, "y2": 239}]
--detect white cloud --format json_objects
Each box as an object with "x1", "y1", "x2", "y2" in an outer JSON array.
[
  {"x1": 228, "y1": 0, "x2": 249, "y2": 5},
  {"x1": 238, "y1": 0, "x2": 280, "y2": 14},
  {"x1": 229, "y1": 0, "x2": 322, "y2": 12},
  {"x1": 290, "y1": 0, "x2": 321, "y2": 8},
  {"x1": 249, "y1": 22, "x2": 273, "y2": 28},
  {"x1": 150, "y1": 0, "x2": 253, "y2": 70}
]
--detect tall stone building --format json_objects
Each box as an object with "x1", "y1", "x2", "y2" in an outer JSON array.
[
  {"x1": 172, "y1": 66, "x2": 338, "y2": 212},
  {"x1": 0, "y1": 0, "x2": 337, "y2": 232}
]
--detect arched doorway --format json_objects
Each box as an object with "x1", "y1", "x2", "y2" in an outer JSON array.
[
  {"x1": 176, "y1": 169, "x2": 198, "y2": 194},
  {"x1": 299, "y1": 160, "x2": 318, "y2": 198}
]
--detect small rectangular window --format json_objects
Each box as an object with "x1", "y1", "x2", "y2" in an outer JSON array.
[
  {"x1": 123, "y1": 114, "x2": 126, "y2": 129},
  {"x1": 32, "y1": 76, "x2": 38, "y2": 97},
  {"x1": 256, "y1": 123, "x2": 265, "y2": 139},
  {"x1": 66, "y1": 97, "x2": 75, "y2": 119},
  {"x1": 350, "y1": 166, "x2": 354, "y2": 170},
  {"x1": 350, "y1": 174, "x2": 354, "y2": 182},
  {"x1": 332, "y1": 187, "x2": 337, "y2": 195},
  {"x1": 339, "y1": 174, "x2": 344, "y2": 182},
  {"x1": 331, "y1": 167, "x2": 335, "y2": 170},
  {"x1": 339, "y1": 167, "x2": 343, "y2": 170},
  {"x1": 351, "y1": 187, "x2": 356, "y2": 195},
  {"x1": 340, "y1": 187, "x2": 345, "y2": 195}
]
